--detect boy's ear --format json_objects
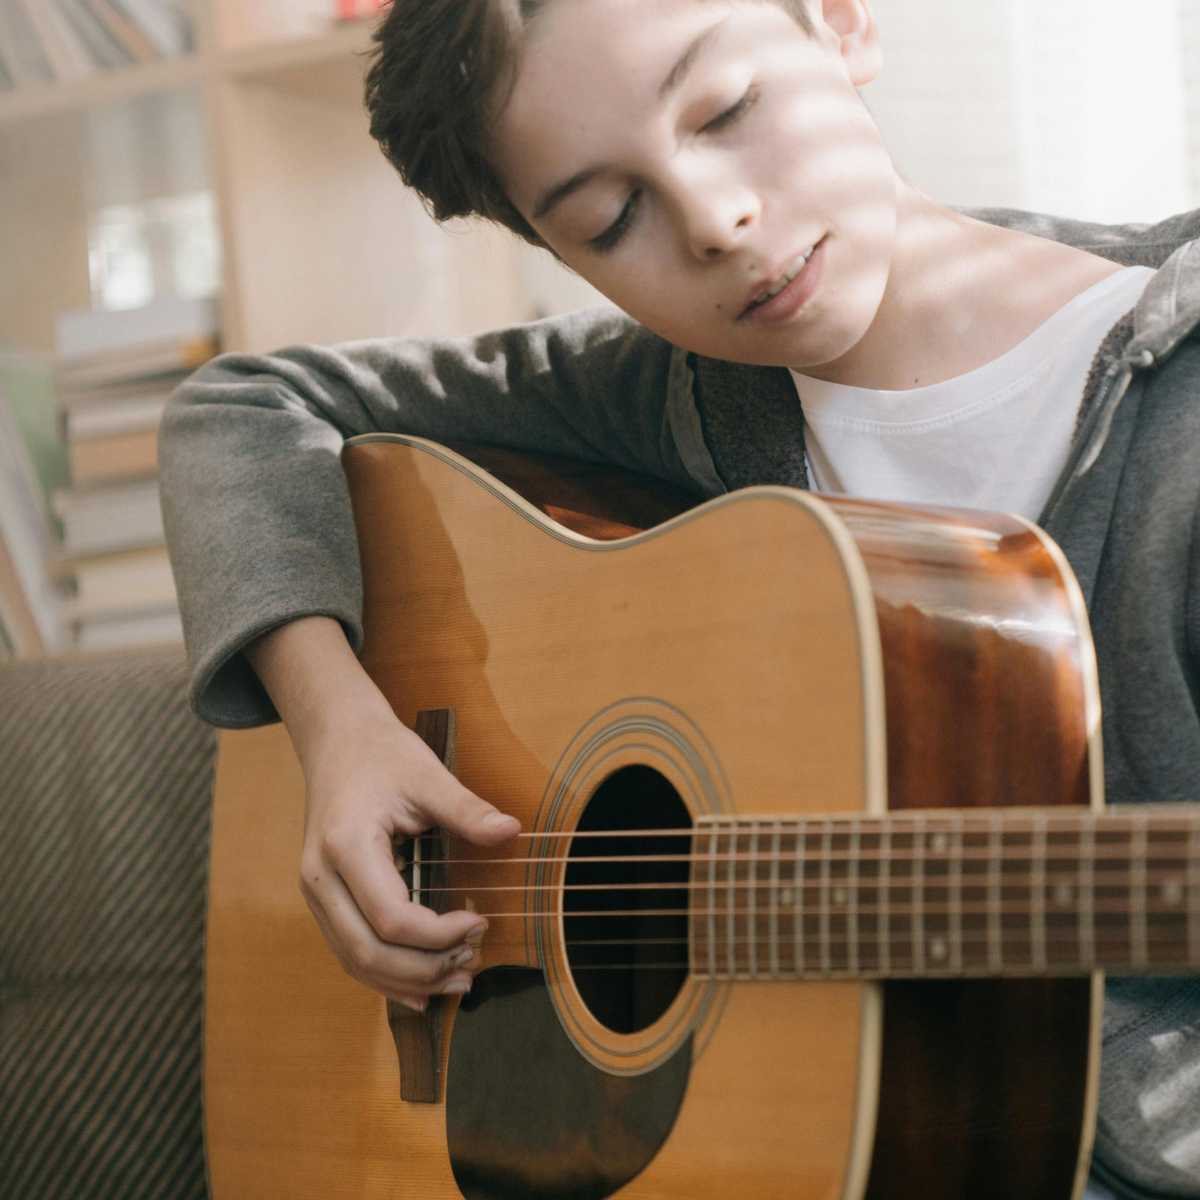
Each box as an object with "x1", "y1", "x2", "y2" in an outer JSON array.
[{"x1": 815, "y1": 0, "x2": 882, "y2": 86}]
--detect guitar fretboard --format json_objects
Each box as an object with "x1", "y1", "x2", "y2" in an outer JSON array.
[{"x1": 688, "y1": 811, "x2": 1200, "y2": 980}]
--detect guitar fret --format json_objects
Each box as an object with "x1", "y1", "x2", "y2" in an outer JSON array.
[
  {"x1": 1190, "y1": 817, "x2": 1200, "y2": 970},
  {"x1": 768, "y1": 821, "x2": 781, "y2": 979},
  {"x1": 949, "y1": 812, "x2": 962, "y2": 974},
  {"x1": 879, "y1": 819, "x2": 891, "y2": 977},
  {"x1": 848, "y1": 817, "x2": 860, "y2": 976},
  {"x1": 706, "y1": 821, "x2": 719, "y2": 980},
  {"x1": 820, "y1": 819, "x2": 833, "y2": 975},
  {"x1": 794, "y1": 818, "x2": 806, "y2": 978},
  {"x1": 1080, "y1": 815, "x2": 1095, "y2": 969},
  {"x1": 988, "y1": 812, "x2": 1002, "y2": 974},
  {"x1": 725, "y1": 822, "x2": 738, "y2": 980},
  {"x1": 1131, "y1": 813, "x2": 1148, "y2": 969},
  {"x1": 747, "y1": 824, "x2": 759, "y2": 979},
  {"x1": 913, "y1": 813, "x2": 926, "y2": 973},
  {"x1": 1031, "y1": 812, "x2": 1047, "y2": 971}
]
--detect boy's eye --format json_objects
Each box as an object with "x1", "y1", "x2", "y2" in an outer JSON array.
[
  {"x1": 701, "y1": 84, "x2": 759, "y2": 134},
  {"x1": 584, "y1": 85, "x2": 759, "y2": 255},
  {"x1": 589, "y1": 190, "x2": 642, "y2": 254}
]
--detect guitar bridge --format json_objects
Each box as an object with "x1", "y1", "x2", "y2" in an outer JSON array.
[{"x1": 387, "y1": 708, "x2": 454, "y2": 1104}]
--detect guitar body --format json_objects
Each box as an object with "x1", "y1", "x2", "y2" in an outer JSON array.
[{"x1": 205, "y1": 437, "x2": 1102, "y2": 1199}]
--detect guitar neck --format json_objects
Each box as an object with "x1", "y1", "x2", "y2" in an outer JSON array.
[{"x1": 689, "y1": 809, "x2": 1200, "y2": 980}]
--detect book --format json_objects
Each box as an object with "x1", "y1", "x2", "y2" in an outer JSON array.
[
  {"x1": 334, "y1": 0, "x2": 385, "y2": 21},
  {"x1": 60, "y1": 543, "x2": 176, "y2": 613},
  {"x1": 56, "y1": 294, "x2": 220, "y2": 364},
  {"x1": 69, "y1": 426, "x2": 158, "y2": 484},
  {"x1": 73, "y1": 604, "x2": 182, "y2": 651},
  {"x1": 0, "y1": 378, "x2": 62, "y2": 654},
  {"x1": 110, "y1": 0, "x2": 189, "y2": 58},
  {"x1": 53, "y1": 476, "x2": 164, "y2": 556},
  {"x1": 14, "y1": 0, "x2": 96, "y2": 81},
  {"x1": 0, "y1": 608, "x2": 15, "y2": 661},
  {"x1": 54, "y1": 296, "x2": 219, "y2": 392},
  {"x1": 66, "y1": 390, "x2": 170, "y2": 439},
  {"x1": 56, "y1": 341, "x2": 213, "y2": 392},
  {"x1": 0, "y1": 516, "x2": 44, "y2": 656},
  {"x1": 57, "y1": 0, "x2": 135, "y2": 70},
  {"x1": 82, "y1": 0, "x2": 158, "y2": 63},
  {"x1": 0, "y1": 28, "x2": 16, "y2": 87},
  {"x1": 0, "y1": 0, "x2": 55, "y2": 86},
  {"x1": 0, "y1": 352, "x2": 70, "y2": 510}
]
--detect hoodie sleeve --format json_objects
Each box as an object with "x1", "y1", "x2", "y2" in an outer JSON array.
[{"x1": 159, "y1": 308, "x2": 694, "y2": 728}]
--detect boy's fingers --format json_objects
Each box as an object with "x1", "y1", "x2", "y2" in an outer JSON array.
[
  {"x1": 310, "y1": 867, "x2": 482, "y2": 996},
  {"x1": 329, "y1": 826, "x2": 488, "y2": 950},
  {"x1": 411, "y1": 781, "x2": 520, "y2": 846}
]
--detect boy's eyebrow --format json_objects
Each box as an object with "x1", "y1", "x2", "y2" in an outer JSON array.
[{"x1": 531, "y1": 18, "x2": 729, "y2": 221}]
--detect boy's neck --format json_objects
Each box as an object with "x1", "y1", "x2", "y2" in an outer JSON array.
[{"x1": 798, "y1": 185, "x2": 1124, "y2": 392}]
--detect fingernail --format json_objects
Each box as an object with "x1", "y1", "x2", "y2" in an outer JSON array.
[
  {"x1": 442, "y1": 978, "x2": 472, "y2": 996},
  {"x1": 466, "y1": 920, "x2": 488, "y2": 944},
  {"x1": 482, "y1": 811, "x2": 518, "y2": 832},
  {"x1": 450, "y1": 945, "x2": 476, "y2": 968},
  {"x1": 398, "y1": 997, "x2": 427, "y2": 1013}
]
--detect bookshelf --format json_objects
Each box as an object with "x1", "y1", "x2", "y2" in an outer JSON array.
[
  {"x1": 0, "y1": 0, "x2": 603, "y2": 657},
  {"x1": 0, "y1": 5, "x2": 554, "y2": 355}
]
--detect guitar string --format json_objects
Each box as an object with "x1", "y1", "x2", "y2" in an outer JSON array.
[
  {"x1": 407, "y1": 851, "x2": 1196, "y2": 869},
  {"x1": 449, "y1": 934, "x2": 1193, "y2": 971},
  {"x1": 489, "y1": 821, "x2": 1200, "y2": 841},
  {"x1": 456, "y1": 929, "x2": 1194, "y2": 963},
  {"x1": 408, "y1": 840, "x2": 1195, "y2": 868},
  {"x1": 435, "y1": 905, "x2": 1190, "y2": 921},
  {"x1": 469, "y1": 932, "x2": 1185, "y2": 950},
  {"x1": 407, "y1": 868, "x2": 1193, "y2": 896}
]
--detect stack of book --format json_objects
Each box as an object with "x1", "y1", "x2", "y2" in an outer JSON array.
[
  {"x1": 55, "y1": 294, "x2": 219, "y2": 653},
  {"x1": 0, "y1": 0, "x2": 193, "y2": 91},
  {"x1": 0, "y1": 353, "x2": 66, "y2": 660}
]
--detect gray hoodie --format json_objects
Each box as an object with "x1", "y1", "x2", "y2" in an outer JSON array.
[{"x1": 160, "y1": 205, "x2": 1200, "y2": 1197}]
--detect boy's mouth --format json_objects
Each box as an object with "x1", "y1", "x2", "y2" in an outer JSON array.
[{"x1": 739, "y1": 236, "x2": 827, "y2": 320}]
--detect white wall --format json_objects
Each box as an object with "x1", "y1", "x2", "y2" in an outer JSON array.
[{"x1": 867, "y1": 0, "x2": 1197, "y2": 224}]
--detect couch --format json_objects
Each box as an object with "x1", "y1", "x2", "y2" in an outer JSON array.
[{"x1": 0, "y1": 649, "x2": 214, "y2": 1198}]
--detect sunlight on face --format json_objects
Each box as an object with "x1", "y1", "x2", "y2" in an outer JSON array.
[{"x1": 490, "y1": 0, "x2": 901, "y2": 371}]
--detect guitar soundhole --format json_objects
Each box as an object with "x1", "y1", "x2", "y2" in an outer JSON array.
[{"x1": 565, "y1": 765, "x2": 692, "y2": 1035}]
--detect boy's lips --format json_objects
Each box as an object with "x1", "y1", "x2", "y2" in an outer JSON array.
[{"x1": 738, "y1": 235, "x2": 828, "y2": 322}]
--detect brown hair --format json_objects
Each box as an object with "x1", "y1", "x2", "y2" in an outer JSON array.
[{"x1": 364, "y1": 0, "x2": 816, "y2": 248}]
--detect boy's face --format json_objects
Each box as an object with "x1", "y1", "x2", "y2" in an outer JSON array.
[{"x1": 491, "y1": 0, "x2": 897, "y2": 372}]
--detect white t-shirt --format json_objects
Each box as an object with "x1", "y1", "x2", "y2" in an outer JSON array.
[{"x1": 789, "y1": 267, "x2": 1154, "y2": 521}]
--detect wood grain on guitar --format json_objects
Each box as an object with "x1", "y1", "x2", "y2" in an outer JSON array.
[{"x1": 204, "y1": 437, "x2": 1200, "y2": 1200}]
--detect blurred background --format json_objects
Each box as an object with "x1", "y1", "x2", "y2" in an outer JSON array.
[{"x1": 1, "y1": 0, "x2": 1198, "y2": 662}]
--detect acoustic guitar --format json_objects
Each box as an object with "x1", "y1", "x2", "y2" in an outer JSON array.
[{"x1": 205, "y1": 435, "x2": 1199, "y2": 1200}]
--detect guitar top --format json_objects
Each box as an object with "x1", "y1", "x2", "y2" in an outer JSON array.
[{"x1": 205, "y1": 437, "x2": 1198, "y2": 1200}]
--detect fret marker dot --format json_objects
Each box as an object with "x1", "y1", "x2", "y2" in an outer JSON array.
[
  {"x1": 833, "y1": 886, "x2": 848, "y2": 906},
  {"x1": 930, "y1": 833, "x2": 949, "y2": 854},
  {"x1": 1054, "y1": 883, "x2": 1073, "y2": 907},
  {"x1": 930, "y1": 937, "x2": 947, "y2": 961},
  {"x1": 779, "y1": 888, "x2": 795, "y2": 907},
  {"x1": 1162, "y1": 879, "x2": 1184, "y2": 906}
]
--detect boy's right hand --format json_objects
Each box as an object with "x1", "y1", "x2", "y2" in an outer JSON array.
[
  {"x1": 299, "y1": 707, "x2": 520, "y2": 1012},
  {"x1": 244, "y1": 616, "x2": 520, "y2": 1012}
]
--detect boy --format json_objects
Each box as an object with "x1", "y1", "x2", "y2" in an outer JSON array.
[{"x1": 160, "y1": 1, "x2": 1200, "y2": 1194}]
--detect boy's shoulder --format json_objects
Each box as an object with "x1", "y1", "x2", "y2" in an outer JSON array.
[{"x1": 961, "y1": 205, "x2": 1200, "y2": 270}]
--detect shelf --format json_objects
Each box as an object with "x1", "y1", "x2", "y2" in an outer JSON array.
[
  {"x1": 0, "y1": 22, "x2": 375, "y2": 129},
  {"x1": 0, "y1": 57, "x2": 207, "y2": 128},
  {"x1": 220, "y1": 22, "x2": 373, "y2": 85}
]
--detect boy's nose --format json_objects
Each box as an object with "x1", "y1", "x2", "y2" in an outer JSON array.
[{"x1": 683, "y1": 187, "x2": 759, "y2": 260}]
